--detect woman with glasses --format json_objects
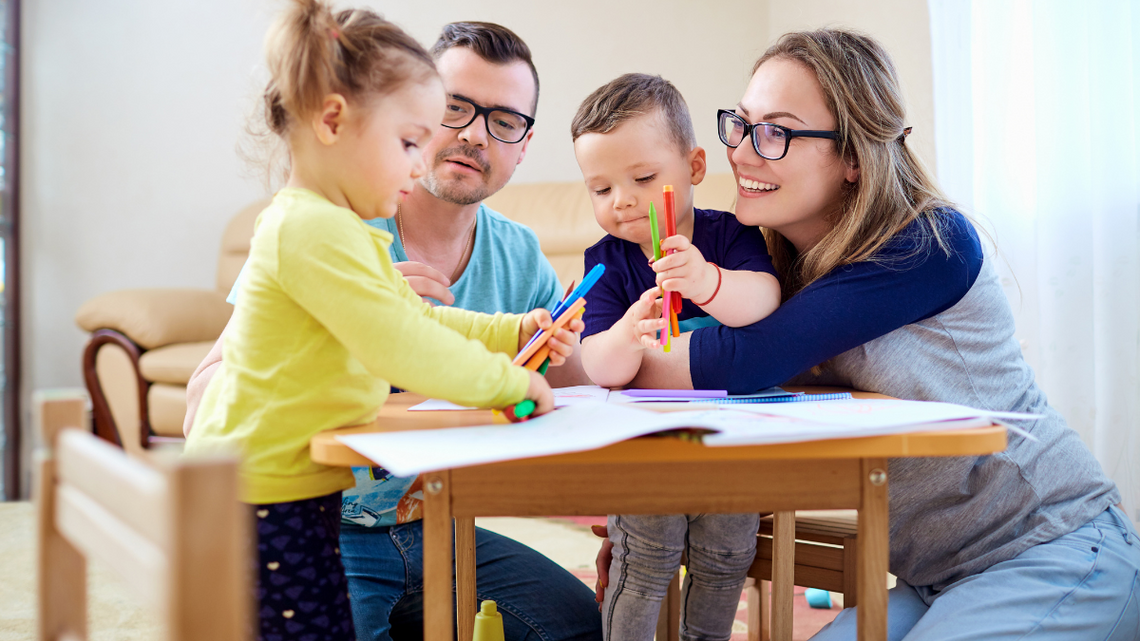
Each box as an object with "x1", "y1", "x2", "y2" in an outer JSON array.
[{"x1": 597, "y1": 29, "x2": 1140, "y2": 640}]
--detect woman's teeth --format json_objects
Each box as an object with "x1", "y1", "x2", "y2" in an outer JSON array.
[{"x1": 739, "y1": 177, "x2": 780, "y2": 192}]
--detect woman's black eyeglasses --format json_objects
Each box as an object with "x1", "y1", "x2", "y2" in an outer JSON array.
[
  {"x1": 717, "y1": 109, "x2": 839, "y2": 160},
  {"x1": 442, "y1": 95, "x2": 535, "y2": 144}
]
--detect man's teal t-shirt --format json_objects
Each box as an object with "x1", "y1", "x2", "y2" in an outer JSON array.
[{"x1": 228, "y1": 203, "x2": 563, "y2": 527}]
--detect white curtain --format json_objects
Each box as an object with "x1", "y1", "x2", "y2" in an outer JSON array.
[{"x1": 929, "y1": 0, "x2": 1140, "y2": 527}]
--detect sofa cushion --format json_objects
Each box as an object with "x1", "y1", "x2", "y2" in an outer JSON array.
[
  {"x1": 138, "y1": 341, "x2": 214, "y2": 385},
  {"x1": 147, "y1": 383, "x2": 188, "y2": 437}
]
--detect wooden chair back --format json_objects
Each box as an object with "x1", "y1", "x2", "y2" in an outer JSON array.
[{"x1": 34, "y1": 391, "x2": 250, "y2": 641}]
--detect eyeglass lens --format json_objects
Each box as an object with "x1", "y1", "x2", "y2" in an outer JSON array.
[
  {"x1": 718, "y1": 111, "x2": 788, "y2": 160},
  {"x1": 443, "y1": 97, "x2": 529, "y2": 143}
]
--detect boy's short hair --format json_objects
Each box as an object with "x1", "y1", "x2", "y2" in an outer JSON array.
[
  {"x1": 431, "y1": 21, "x2": 539, "y2": 115},
  {"x1": 571, "y1": 73, "x2": 696, "y2": 154}
]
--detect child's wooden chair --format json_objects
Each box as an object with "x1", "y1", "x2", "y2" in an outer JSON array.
[{"x1": 34, "y1": 391, "x2": 250, "y2": 641}]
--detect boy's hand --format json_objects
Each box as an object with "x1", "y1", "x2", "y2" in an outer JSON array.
[
  {"x1": 519, "y1": 309, "x2": 585, "y2": 367},
  {"x1": 652, "y1": 235, "x2": 718, "y2": 303},
  {"x1": 625, "y1": 287, "x2": 667, "y2": 350}
]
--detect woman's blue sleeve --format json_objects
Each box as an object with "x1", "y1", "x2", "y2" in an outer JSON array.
[{"x1": 689, "y1": 213, "x2": 985, "y2": 393}]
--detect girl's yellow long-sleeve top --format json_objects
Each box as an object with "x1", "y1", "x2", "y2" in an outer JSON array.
[{"x1": 185, "y1": 189, "x2": 530, "y2": 504}]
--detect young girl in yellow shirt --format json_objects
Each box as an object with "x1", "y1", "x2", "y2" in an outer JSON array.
[{"x1": 184, "y1": 3, "x2": 578, "y2": 639}]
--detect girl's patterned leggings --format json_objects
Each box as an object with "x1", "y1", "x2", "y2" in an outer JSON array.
[{"x1": 253, "y1": 492, "x2": 355, "y2": 641}]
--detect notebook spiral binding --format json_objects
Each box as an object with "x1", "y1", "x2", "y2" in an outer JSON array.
[{"x1": 707, "y1": 392, "x2": 854, "y2": 404}]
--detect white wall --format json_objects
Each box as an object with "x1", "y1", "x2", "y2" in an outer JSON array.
[{"x1": 766, "y1": 0, "x2": 938, "y2": 173}]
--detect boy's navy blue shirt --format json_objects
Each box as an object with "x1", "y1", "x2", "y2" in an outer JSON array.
[{"x1": 582, "y1": 208, "x2": 777, "y2": 340}]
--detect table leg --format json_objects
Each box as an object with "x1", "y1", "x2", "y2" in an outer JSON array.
[
  {"x1": 455, "y1": 517, "x2": 477, "y2": 641},
  {"x1": 770, "y1": 511, "x2": 795, "y2": 641},
  {"x1": 857, "y1": 458, "x2": 889, "y2": 641},
  {"x1": 423, "y1": 471, "x2": 453, "y2": 641}
]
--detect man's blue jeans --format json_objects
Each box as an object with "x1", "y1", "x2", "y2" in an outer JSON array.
[{"x1": 340, "y1": 521, "x2": 603, "y2": 641}]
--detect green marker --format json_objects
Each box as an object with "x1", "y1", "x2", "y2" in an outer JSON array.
[
  {"x1": 513, "y1": 399, "x2": 536, "y2": 420},
  {"x1": 648, "y1": 202, "x2": 662, "y2": 261},
  {"x1": 537, "y1": 359, "x2": 550, "y2": 376}
]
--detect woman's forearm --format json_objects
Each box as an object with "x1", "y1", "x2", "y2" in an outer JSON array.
[{"x1": 700, "y1": 270, "x2": 781, "y2": 328}]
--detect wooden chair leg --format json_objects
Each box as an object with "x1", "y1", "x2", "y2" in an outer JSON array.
[
  {"x1": 843, "y1": 537, "x2": 858, "y2": 608},
  {"x1": 745, "y1": 577, "x2": 770, "y2": 641}
]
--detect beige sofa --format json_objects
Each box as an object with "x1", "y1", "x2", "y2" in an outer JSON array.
[{"x1": 75, "y1": 174, "x2": 738, "y2": 455}]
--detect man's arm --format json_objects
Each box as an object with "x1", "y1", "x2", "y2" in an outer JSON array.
[{"x1": 183, "y1": 316, "x2": 230, "y2": 436}]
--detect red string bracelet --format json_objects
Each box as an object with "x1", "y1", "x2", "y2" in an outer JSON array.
[{"x1": 694, "y1": 262, "x2": 721, "y2": 306}]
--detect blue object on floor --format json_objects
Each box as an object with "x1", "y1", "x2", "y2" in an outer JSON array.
[{"x1": 805, "y1": 588, "x2": 832, "y2": 609}]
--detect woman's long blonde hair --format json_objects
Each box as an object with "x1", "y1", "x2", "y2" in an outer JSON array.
[{"x1": 755, "y1": 30, "x2": 953, "y2": 296}]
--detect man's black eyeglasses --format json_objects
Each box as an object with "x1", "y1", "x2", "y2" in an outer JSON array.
[
  {"x1": 442, "y1": 95, "x2": 535, "y2": 144},
  {"x1": 717, "y1": 109, "x2": 839, "y2": 160}
]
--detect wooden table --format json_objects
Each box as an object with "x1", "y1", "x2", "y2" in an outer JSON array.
[{"x1": 311, "y1": 391, "x2": 1007, "y2": 641}]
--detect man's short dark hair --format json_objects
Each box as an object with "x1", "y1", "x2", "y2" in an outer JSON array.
[
  {"x1": 431, "y1": 21, "x2": 539, "y2": 115},
  {"x1": 571, "y1": 73, "x2": 696, "y2": 155}
]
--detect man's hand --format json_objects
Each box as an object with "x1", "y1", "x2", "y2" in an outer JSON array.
[
  {"x1": 519, "y1": 309, "x2": 585, "y2": 367},
  {"x1": 395, "y1": 261, "x2": 455, "y2": 306},
  {"x1": 591, "y1": 524, "x2": 613, "y2": 608},
  {"x1": 652, "y1": 235, "x2": 717, "y2": 302}
]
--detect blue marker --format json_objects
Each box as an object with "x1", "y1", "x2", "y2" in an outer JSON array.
[
  {"x1": 521, "y1": 264, "x2": 607, "y2": 355},
  {"x1": 551, "y1": 263, "x2": 606, "y2": 320}
]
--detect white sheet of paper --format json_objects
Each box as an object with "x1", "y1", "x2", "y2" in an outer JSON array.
[
  {"x1": 337, "y1": 398, "x2": 1026, "y2": 476},
  {"x1": 338, "y1": 401, "x2": 679, "y2": 476}
]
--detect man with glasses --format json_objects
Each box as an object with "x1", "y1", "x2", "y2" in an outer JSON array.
[{"x1": 186, "y1": 22, "x2": 600, "y2": 641}]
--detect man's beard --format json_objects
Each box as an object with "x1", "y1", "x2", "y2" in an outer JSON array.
[{"x1": 420, "y1": 145, "x2": 493, "y2": 206}]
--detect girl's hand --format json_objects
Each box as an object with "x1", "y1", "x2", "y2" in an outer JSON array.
[
  {"x1": 652, "y1": 235, "x2": 718, "y2": 303},
  {"x1": 525, "y1": 369, "x2": 554, "y2": 415},
  {"x1": 394, "y1": 261, "x2": 455, "y2": 306},
  {"x1": 519, "y1": 309, "x2": 585, "y2": 367},
  {"x1": 625, "y1": 287, "x2": 666, "y2": 350}
]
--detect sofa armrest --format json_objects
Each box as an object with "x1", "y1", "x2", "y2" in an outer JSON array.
[{"x1": 75, "y1": 288, "x2": 232, "y2": 350}]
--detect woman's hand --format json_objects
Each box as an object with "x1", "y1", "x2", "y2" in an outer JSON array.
[
  {"x1": 652, "y1": 235, "x2": 718, "y2": 303},
  {"x1": 591, "y1": 524, "x2": 613, "y2": 608},
  {"x1": 519, "y1": 309, "x2": 585, "y2": 367},
  {"x1": 394, "y1": 261, "x2": 455, "y2": 306}
]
